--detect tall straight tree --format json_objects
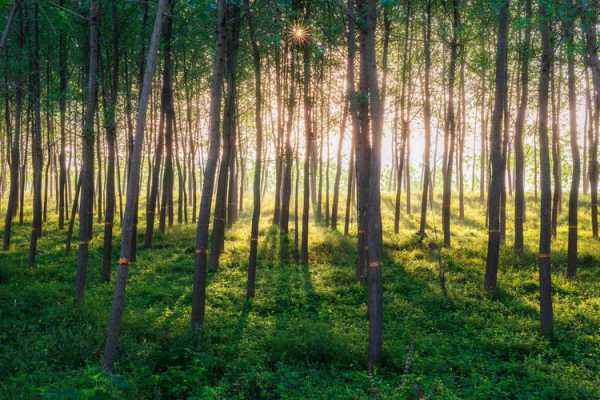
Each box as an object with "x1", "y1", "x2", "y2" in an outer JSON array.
[
  {"x1": 301, "y1": 3, "x2": 312, "y2": 265},
  {"x1": 209, "y1": 0, "x2": 241, "y2": 270},
  {"x1": 101, "y1": 0, "x2": 169, "y2": 370},
  {"x1": 344, "y1": 0, "x2": 359, "y2": 239},
  {"x1": 191, "y1": 0, "x2": 227, "y2": 330},
  {"x1": 158, "y1": 2, "x2": 175, "y2": 235},
  {"x1": 27, "y1": 1, "x2": 43, "y2": 268},
  {"x1": 58, "y1": 0, "x2": 68, "y2": 230},
  {"x1": 484, "y1": 0, "x2": 509, "y2": 293},
  {"x1": 279, "y1": 43, "x2": 297, "y2": 241},
  {"x1": 514, "y1": 0, "x2": 532, "y2": 252},
  {"x1": 537, "y1": 0, "x2": 554, "y2": 338},
  {"x1": 359, "y1": 0, "x2": 384, "y2": 370},
  {"x1": 245, "y1": 0, "x2": 262, "y2": 299},
  {"x1": 580, "y1": 0, "x2": 600, "y2": 239},
  {"x1": 564, "y1": 0, "x2": 579, "y2": 277},
  {"x1": 101, "y1": 0, "x2": 120, "y2": 283},
  {"x1": 144, "y1": 66, "x2": 167, "y2": 247},
  {"x1": 75, "y1": 0, "x2": 99, "y2": 302},
  {"x1": 3, "y1": 1, "x2": 22, "y2": 251},
  {"x1": 441, "y1": 0, "x2": 460, "y2": 248},
  {"x1": 418, "y1": 0, "x2": 432, "y2": 238}
]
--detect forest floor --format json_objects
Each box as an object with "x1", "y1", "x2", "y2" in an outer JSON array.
[{"x1": 1, "y1": 194, "x2": 600, "y2": 399}]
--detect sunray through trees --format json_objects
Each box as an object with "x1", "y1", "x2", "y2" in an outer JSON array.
[{"x1": 1, "y1": 0, "x2": 600, "y2": 391}]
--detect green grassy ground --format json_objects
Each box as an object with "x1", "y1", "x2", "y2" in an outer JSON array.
[{"x1": 1, "y1": 193, "x2": 599, "y2": 399}]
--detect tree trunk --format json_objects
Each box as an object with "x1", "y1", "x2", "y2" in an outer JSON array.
[
  {"x1": 2, "y1": 1, "x2": 22, "y2": 251},
  {"x1": 537, "y1": 0, "x2": 554, "y2": 338},
  {"x1": 102, "y1": 0, "x2": 168, "y2": 371},
  {"x1": 301, "y1": 17, "x2": 312, "y2": 265},
  {"x1": 484, "y1": 0, "x2": 509, "y2": 293},
  {"x1": 159, "y1": 7, "x2": 175, "y2": 235},
  {"x1": 441, "y1": 0, "x2": 459, "y2": 248},
  {"x1": 245, "y1": 0, "x2": 262, "y2": 298},
  {"x1": 101, "y1": 0, "x2": 120, "y2": 283},
  {"x1": 564, "y1": 0, "x2": 579, "y2": 277},
  {"x1": 209, "y1": 2, "x2": 241, "y2": 270},
  {"x1": 75, "y1": 0, "x2": 99, "y2": 302},
  {"x1": 514, "y1": 0, "x2": 531, "y2": 252},
  {"x1": 418, "y1": 0, "x2": 432, "y2": 238},
  {"x1": 362, "y1": 0, "x2": 384, "y2": 371},
  {"x1": 190, "y1": 0, "x2": 226, "y2": 330},
  {"x1": 27, "y1": 2, "x2": 43, "y2": 268},
  {"x1": 580, "y1": 0, "x2": 600, "y2": 240}
]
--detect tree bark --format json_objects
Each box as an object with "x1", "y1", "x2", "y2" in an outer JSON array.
[
  {"x1": 102, "y1": 0, "x2": 168, "y2": 370},
  {"x1": 191, "y1": 0, "x2": 226, "y2": 330},
  {"x1": 2, "y1": 1, "x2": 22, "y2": 251},
  {"x1": 418, "y1": 0, "x2": 432, "y2": 238},
  {"x1": 537, "y1": 0, "x2": 554, "y2": 338},
  {"x1": 101, "y1": 0, "x2": 120, "y2": 283},
  {"x1": 209, "y1": 1, "x2": 241, "y2": 270},
  {"x1": 514, "y1": 0, "x2": 532, "y2": 252},
  {"x1": 484, "y1": 0, "x2": 509, "y2": 293},
  {"x1": 564, "y1": 0, "x2": 579, "y2": 277}
]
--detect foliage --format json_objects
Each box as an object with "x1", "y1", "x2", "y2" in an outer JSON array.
[{"x1": 1, "y1": 194, "x2": 599, "y2": 399}]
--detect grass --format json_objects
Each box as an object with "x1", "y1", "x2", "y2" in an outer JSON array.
[{"x1": 0, "y1": 192, "x2": 599, "y2": 399}]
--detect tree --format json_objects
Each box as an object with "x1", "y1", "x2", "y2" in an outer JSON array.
[
  {"x1": 74, "y1": 0, "x2": 99, "y2": 302},
  {"x1": 563, "y1": 0, "x2": 579, "y2": 277},
  {"x1": 27, "y1": 1, "x2": 43, "y2": 268},
  {"x1": 484, "y1": 0, "x2": 509, "y2": 293},
  {"x1": 2, "y1": 0, "x2": 22, "y2": 251},
  {"x1": 101, "y1": 0, "x2": 120, "y2": 283},
  {"x1": 537, "y1": 0, "x2": 554, "y2": 338},
  {"x1": 441, "y1": 0, "x2": 460, "y2": 248},
  {"x1": 209, "y1": 0, "x2": 241, "y2": 270},
  {"x1": 301, "y1": 3, "x2": 312, "y2": 265},
  {"x1": 359, "y1": 0, "x2": 384, "y2": 371},
  {"x1": 514, "y1": 0, "x2": 532, "y2": 253},
  {"x1": 580, "y1": 0, "x2": 600, "y2": 240},
  {"x1": 191, "y1": 0, "x2": 227, "y2": 330},
  {"x1": 245, "y1": 0, "x2": 263, "y2": 299},
  {"x1": 418, "y1": 0, "x2": 432, "y2": 239},
  {"x1": 102, "y1": 0, "x2": 169, "y2": 370}
]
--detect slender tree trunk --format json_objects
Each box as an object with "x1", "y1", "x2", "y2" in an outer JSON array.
[
  {"x1": 580, "y1": 0, "x2": 600, "y2": 240},
  {"x1": 246, "y1": 0, "x2": 262, "y2": 298},
  {"x1": 551, "y1": 63, "x2": 562, "y2": 238},
  {"x1": 331, "y1": 102, "x2": 347, "y2": 231},
  {"x1": 209, "y1": 2, "x2": 241, "y2": 270},
  {"x1": 102, "y1": 0, "x2": 168, "y2": 370},
  {"x1": 58, "y1": 0, "x2": 68, "y2": 229},
  {"x1": 301, "y1": 17, "x2": 312, "y2": 265},
  {"x1": 344, "y1": 139, "x2": 355, "y2": 236},
  {"x1": 484, "y1": 0, "x2": 509, "y2": 293},
  {"x1": 280, "y1": 45, "x2": 296, "y2": 239},
  {"x1": 190, "y1": 0, "x2": 226, "y2": 330},
  {"x1": 514, "y1": 0, "x2": 531, "y2": 252},
  {"x1": 418, "y1": 0, "x2": 432, "y2": 238},
  {"x1": 101, "y1": 0, "x2": 120, "y2": 283},
  {"x1": 564, "y1": 0, "x2": 579, "y2": 277},
  {"x1": 441, "y1": 0, "x2": 460, "y2": 248},
  {"x1": 3, "y1": 2, "x2": 22, "y2": 251},
  {"x1": 159, "y1": 7, "x2": 175, "y2": 235},
  {"x1": 537, "y1": 0, "x2": 554, "y2": 338},
  {"x1": 361, "y1": 0, "x2": 384, "y2": 370},
  {"x1": 66, "y1": 173, "x2": 82, "y2": 253},
  {"x1": 75, "y1": 0, "x2": 99, "y2": 302},
  {"x1": 27, "y1": 2, "x2": 43, "y2": 267}
]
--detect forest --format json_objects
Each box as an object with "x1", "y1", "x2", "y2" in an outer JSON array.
[{"x1": 0, "y1": 0, "x2": 599, "y2": 398}]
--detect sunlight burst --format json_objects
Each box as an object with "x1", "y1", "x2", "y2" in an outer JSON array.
[{"x1": 290, "y1": 22, "x2": 308, "y2": 43}]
